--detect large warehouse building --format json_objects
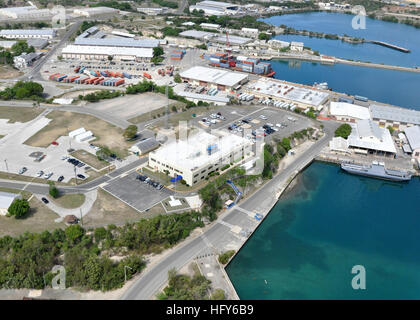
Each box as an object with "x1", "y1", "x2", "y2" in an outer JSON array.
[
  {"x1": 148, "y1": 131, "x2": 252, "y2": 186},
  {"x1": 0, "y1": 6, "x2": 52, "y2": 19},
  {"x1": 180, "y1": 66, "x2": 249, "y2": 91},
  {"x1": 73, "y1": 7, "x2": 119, "y2": 17},
  {"x1": 61, "y1": 45, "x2": 153, "y2": 61},
  {"x1": 370, "y1": 104, "x2": 420, "y2": 131},
  {"x1": 0, "y1": 29, "x2": 56, "y2": 40},
  {"x1": 73, "y1": 37, "x2": 160, "y2": 48},
  {"x1": 189, "y1": 1, "x2": 240, "y2": 16},
  {"x1": 329, "y1": 101, "x2": 371, "y2": 122}
]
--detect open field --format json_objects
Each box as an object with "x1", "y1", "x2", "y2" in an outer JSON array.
[
  {"x1": 0, "y1": 106, "x2": 43, "y2": 123},
  {"x1": 24, "y1": 110, "x2": 133, "y2": 157},
  {"x1": 52, "y1": 193, "x2": 86, "y2": 209},
  {"x1": 0, "y1": 197, "x2": 65, "y2": 237},
  {"x1": 71, "y1": 149, "x2": 109, "y2": 170},
  {"x1": 128, "y1": 102, "x2": 186, "y2": 124},
  {"x1": 0, "y1": 65, "x2": 22, "y2": 79},
  {"x1": 82, "y1": 189, "x2": 165, "y2": 228}
]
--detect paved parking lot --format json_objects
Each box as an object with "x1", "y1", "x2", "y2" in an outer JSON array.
[{"x1": 102, "y1": 171, "x2": 174, "y2": 212}]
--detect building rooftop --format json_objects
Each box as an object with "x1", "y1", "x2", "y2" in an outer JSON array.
[
  {"x1": 0, "y1": 29, "x2": 56, "y2": 36},
  {"x1": 330, "y1": 101, "x2": 371, "y2": 120},
  {"x1": 348, "y1": 119, "x2": 396, "y2": 154},
  {"x1": 179, "y1": 30, "x2": 214, "y2": 39},
  {"x1": 195, "y1": 1, "x2": 239, "y2": 9},
  {"x1": 370, "y1": 104, "x2": 420, "y2": 126},
  {"x1": 249, "y1": 78, "x2": 330, "y2": 107},
  {"x1": 62, "y1": 45, "x2": 154, "y2": 58},
  {"x1": 213, "y1": 34, "x2": 252, "y2": 45},
  {"x1": 0, "y1": 192, "x2": 19, "y2": 210},
  {"x1": 74, "y1": 37, "x2": 160, "y2": 48},
  {"x1": 180, "y1": 66, "x2": 248, "y2": 87},
  {"x1": 149, "y1": 130, "x2": 251, "y2": 172},
  {"x1": 177, "y1": 91, "x2": 230, "y2": 103},
  {"x1": 132, "y1": 137, "x2": 160, "y2": 152},
  {"x1": 404, "y1": 125, "x2": 420, "y2": 150}
]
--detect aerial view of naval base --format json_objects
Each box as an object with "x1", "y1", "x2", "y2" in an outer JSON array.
[{"x1": 0, "y1": 0, "x2": 419, "y2": 309}]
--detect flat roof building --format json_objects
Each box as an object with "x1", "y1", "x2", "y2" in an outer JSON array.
[
  {"x1": 13, "y1": 52, "x2": 41, "y2": 69},
  {"x1": 0, "y1": 192, "x2": 20, "y2": 216},
  {"x1": 61, "y1": 45, "x2": 153, "y2": 61},
  {"x1": 148, "y1": 130, "x2": 252, "y2": 186},
  {"x1": 0, "y1": 6, "x2": 52, "y2": 19},
  {"x1": 370, "y1": 104, "x2": 420, "y2": 130},
  {"x1": 200, "y1": 23, "x2": 221, "y2": 30},
  {"x1": 347, "y1": 119, "x2": 397, "y2": 155},
  {"x1": 73, "y1": 7, "x2": 119, "y2": 17},
  {"x1": 0, "y1": 29, "x2": 56, "y2": 39},
  {"x1": 329, "y1": 101, "x2": 371, "y2": 122},
  {"x1": 190, "y1": 1, "x2": 240, "y2": 16},
  {"x1": 74, "y1": 37, "x2": 160, "y2": 48},
  {"x1": 248, "y1": 78, "x2": 330, "y2": 110},
  {"x1": 404, "y1": 125, "x2": 420, "y2": 159},
  {"x1": 180, "y1": 66, "x2": 249, "y2": 91}
]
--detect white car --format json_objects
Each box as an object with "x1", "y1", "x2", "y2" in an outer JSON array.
[
  {"x1": 43, "y1": 172, "x2": 53, "y2": 179},
  {"x1": 36, "y1": 170, "x2": 44, "y2": 177},
  {"x1": 276, "y1": 123, "x2": 282, "y2": 128},
  {"x1": 259, "y1": 115, "x2": 267, "y2": 120}
]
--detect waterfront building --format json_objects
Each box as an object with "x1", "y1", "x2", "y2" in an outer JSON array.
[
  {"x1": 404, "y1": 126, "x2": 420, "y2": 159},
  {"x1": 241, "y1": 28, "x2": 259, "y2": 37},
  {"x1": 347, "y1": 119, "x2": 397, "y2": 156},
  {"x1": 179, "y1": 66, "x2": 249, "y2": 92},
  {"x1": 148, "y1": 131, "x2": 252, "y2": 186},
  {"x1": 290, "y1": 41, "x2": 304, "y2": 52},
  {"x1": 329, "y1": 101, "x2": 371, "y2": 122},
  {"x1": 370, "y1": 104, "x2": 420, "y2": 131},
  {"x1": 248, "y1": 78, "x2": 330, "y2": 111}
]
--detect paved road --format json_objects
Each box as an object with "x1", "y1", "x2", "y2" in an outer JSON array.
[
  {"x1": 0, "y1": 157, "x2": 148, "y2": 195},
  {"x1": 121, "y1": 121, "x2": 338, "y2": 300}
]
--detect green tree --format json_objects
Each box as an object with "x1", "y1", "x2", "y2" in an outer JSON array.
[
  {"x1": 218, "y1": 250, "x2": 235, "y2": 264},
  {"x1": 49, "y1": 182, "x2": 59, "y2": 198},
  {"x1": 123, "y1": 125, "x2": 138, "y2": 140},
  {"x1": 173, "y1": 73, "x2": 181, "y2": 83},
  {"x1": 280, "y1": 137, "x2": 291, "y2": 151},
  {"x1": 258, "y1": 32, "x2": 270, "y2": 41},
  {"x1": 65, "y1": 225, "x2": 85, "y2": 244},
  {"x1": 211, "y1": 288, "x2": 225, "y2": 300},
  {"x1": 335, "y1": 124, "x2": 352, "y2": 139},
  {"x1": 7, "y1": 198, "x2": 30, "y2": 219},
  {"x1": 153, "y1": 46, "x2": 164, "y2": 57}
]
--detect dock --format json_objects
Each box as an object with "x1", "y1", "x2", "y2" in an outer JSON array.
[{"x1": 368, "y1": 40, "x2": 411, "y2": 53}]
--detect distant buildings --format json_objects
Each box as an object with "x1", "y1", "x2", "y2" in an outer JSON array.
[
  {"x1": 0, "y1": 5, "x2": 52, "y2": 19},
  {"x1": 0, "y1": 29, "x2": 56, "y2": 40},
  {"x1": 189, "y1": 1, "x2": 240, "y2": 16},
  {"x1": 290, "y1": 41, "x2": 304, "y2": 52},
  {"x1": 199, "y1": 23, "x2": 221, "y2": 31},
  {"x1": 148, "y1": 131, "x2": 252, "y2": 186},
  {"x1": 179, "y1": 66, "x2": 249, "y2": 92},
  {"x1": 137, "y1": 7, "x2": 168, "y2": 15},
  {"x1": 13, "y1": 52, "x2": 41, "y2": 69},
  {"x1": 73, "y1": 7, "x2": 119, "y2": 17}
]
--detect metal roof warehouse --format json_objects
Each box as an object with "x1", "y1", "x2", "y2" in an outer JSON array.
[
  {"x1": 74, "y1": 37, "x2": 160, "y2": 48},
  {"x1": 370, "y1": 104, "x2": 420, "y2": 129},
  {"x1": 180, "y1": 66, "x2": 249, "y2": 89},
  {"x1": 62, "y1": 45, "x2": 153, "y2": 61}
]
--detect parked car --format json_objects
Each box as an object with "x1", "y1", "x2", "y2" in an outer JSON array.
[
  {"x1": 18, "y1": 167, "x2": 27, "y2": 174},
  {"x1": 36, "y1": 170, "x2": 44, "y2": 177},
  {"x1": 41, "y1": 197, "x2": 49, "y2": 204},
  {"x1": 58, "y1": 176, "x2": 64, "y2": 182},
  {"x1": 43, "y1": 172, "x2": 53, "y2": 179},
  {"x1": 77, "y1": 174, "x2": 86, "y2": 179}
]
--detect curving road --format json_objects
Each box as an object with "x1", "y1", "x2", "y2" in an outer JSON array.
[{"x1": 121, "y1": 121, "x2": 338, "y2": 300}]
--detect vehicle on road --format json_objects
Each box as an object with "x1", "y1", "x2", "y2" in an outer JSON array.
[
  {"x1": 77, "y1": 174, "x2": 86, "y2": 180},
  {"x1": 41, "y1": 197, "x2": 49, "y2": 204}
]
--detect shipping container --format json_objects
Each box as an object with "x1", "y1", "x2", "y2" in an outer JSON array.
[
  {"x1": 143, "y1": 72, "x2": 152, "y2": 79},
  {"x1": 123, "y1": 72, "x2": 132, "y2": 79}
]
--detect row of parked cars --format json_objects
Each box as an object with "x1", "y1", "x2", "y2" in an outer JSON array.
[
  {"x1": 202, "y1": 112, "x2": 225, "y2": 127},
  {"x1": 62, "y1": 156, "x2": 87, "y2": 180},
  {"x1": 136, "y1": 174, "x2": 164, "y2": 190},
  {"x1": 18, "y1": 166, "x2": 63, "y2": 181}
]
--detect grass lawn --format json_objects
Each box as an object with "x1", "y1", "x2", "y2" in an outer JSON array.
[
  {"x1": 128, "y1": 102, "x2": 185, "y2": 124},
  {"x1": 0, "y1": 197, "x2": 65, "y2": 237},
  {"x1": 0, "y1": 106, "x2": 43, "y2": 123},
  {"x1": 24, "y1": 110, "x2": 133, "y2": 157},
  {"x1": 71, "y1": 149, "x2": 109, "y2": 170},
  {"x1": 0, "y1": 171, "x2": 49, "y2": 184},
  {"x1": 81, "y1": 189, "x2": 165, "y2": 228},
  {"x1": 52, "y1": 193, "x2": 85, "y2": 209}
]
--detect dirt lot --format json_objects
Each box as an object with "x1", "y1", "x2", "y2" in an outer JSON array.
[
  {"x1": 52, "y1": 193, "x2": 86, "y2": 209},
  {"x1": 0, "y1": 65, "x2": 22, "y2": 79},
  {"x1": 0, "y1": 196, "x2": 65, "y2": 237},
  {"x1": 71, "y1": 149, "x2": 109, "y2": 170},
  {"x1": 24, "y1": 110, "x2": 133, "y2": 156},
  {"x1": 82, "y1": 189, "x2": 165, "y2": 228},
  {"x1": 0, "y1": 106, "x2": 43, "y2": 123}
]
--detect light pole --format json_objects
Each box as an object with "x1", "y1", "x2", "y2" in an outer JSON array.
[
  {"x1": 74, "y1": 166, "x2": 77, "y2": 185},
  {"x1": 4, "y1": 159, "x2": 8, "y2": 173},
  {"x1": 124, "y1": 266, "x2": 133, "y2": 283}
]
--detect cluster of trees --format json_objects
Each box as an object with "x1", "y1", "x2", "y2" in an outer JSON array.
[
  {"x1": 1, "y1": 21, "x2": 51, "y2": 30},
  {"x1": 335, "y1": 124, "x2": 352, "y2": 139},
  {"x1": 123, "y1": 125, "x2": 138, "y2": 140},
  {"x1": 78, "y1": 90, "x2": 123, "y2": 103},
  {"x1": 258, "y1": 33, "x2": 271, "y2": 41},
  {"x1": 218, "y1": 250, "x2": 235, "y2": 264},
  {"x1": 0, "y1": 40, "x2": 35, "y2": 65},
  {"x1": 161, "y1": 26, "x2": 182, "y2": 37},
  {"x1": 91, "y1": 1, "x2": 132, "y2": 11},
  {"x1": 157, "y1": 268, "x2": 224, "y2": 300},
  {"x1": 49, "y1": 182, "x2": 59, "y2": 199},
  {"x1": 151, "y1": 47, "x2": 165, "y2": 65},
  {"x1": 0, "y1": 81, "x2": 44, "y2": 101},
  {"x1": 7, "y1": 199, "x2": 30, "y2": 219},
  {"x1": 0, "y1": 211, "x2": 209, "y2": 291},
  {"x1": 152, "y1": 0, "x2": 178, "y2": 9}
]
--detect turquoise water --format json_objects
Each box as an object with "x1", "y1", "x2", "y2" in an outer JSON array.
[
  {"x1": 226, "y1": 162, "x2": 420, "y2": 299},
  {"x1": 269, "y1": 59, "x2": 420, "y2": 110},
  {"x1": 262, "y1": 12, "x2": 420, "y2": 67}
]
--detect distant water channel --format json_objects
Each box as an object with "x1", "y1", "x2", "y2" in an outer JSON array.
[{"x1": 226, "y1": 162, "x2": 420, "y2": 299}]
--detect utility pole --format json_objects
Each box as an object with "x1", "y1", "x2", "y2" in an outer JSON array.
[
  {"x1": 79, "y1": 207, "x2": 83, "y2": 226},
  {"x1": 74, "y1": 165, "x2": 77, "y2": 185},
  {"x1": 124, "y1": 266, "x2": 133, "y2": 283},
  {"x1": 4, "y1": 159, "x2": 8, "y2": 173}
]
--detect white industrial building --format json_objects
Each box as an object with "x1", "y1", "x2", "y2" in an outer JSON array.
[
  {"x1": 290, "y1": 41, "x2": 304, "y2": 51},
  {"x1": 75, "y1": 130, "x2": 94, "y2": 142},
  {"x1": 248, "y1": 78, "x2": 330, "y2": 111},
  {"x1": 200, "y1": 23, "x2": 221, "y2": 30},
  {"x1": 13, "y1": 52, "x2": 41, "y2": 69},
  {"x1": 241, "y1": 28, "x2": 259, "y2": 37},
  {"x1": 177, "y1": 91, "x2": 230, "y2": 106},
  {"x1": 0, "y1": 5, "x2": 52, "y2": 19},
  {"x1": 268, "y1": 39, "x2": 290, "y2": 48},
  {"x1": 73, "y1": 37, "x2": 160, "y2": 48},
  {"x1": 329, "y1": 101, "x2": 371, "y2": 122},
  {"x1": 73, "y1": 7, "x2": 119, "y2": 17},
  {"x1": 370, "y1": 104, "x2": 420, "y2": 131},
  {"x1": 137, "y1": 7, "x2": 168, "y2": 15},
  {"x1": 404, "y1": 126, "x2": 420, "y2": 159},
  {"x1": 347, "y1": 119, "x2": 397, "y2": 156},
  {"x1": 189, "y1": 1, "x2": 240, "y2": 16},
  {"x1": 180, "y1": 66, "x2": 249, "y2": 91},
  {"x1": 148, "y1": 130, "x2": 252, "y2": 186},
  {"x1": 61, "y1": 45, "x2": 153, "y2": 61},
  {"x1": 0, "y1": 29, "x2": 56, "y2": 39},
  {"x1": 0, "y1": 192, "x2": 20, "y2": 216}
]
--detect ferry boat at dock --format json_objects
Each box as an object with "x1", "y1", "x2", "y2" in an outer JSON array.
[{"x1": 340, "y1": 161, "x2": 412, "y2": 182}]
